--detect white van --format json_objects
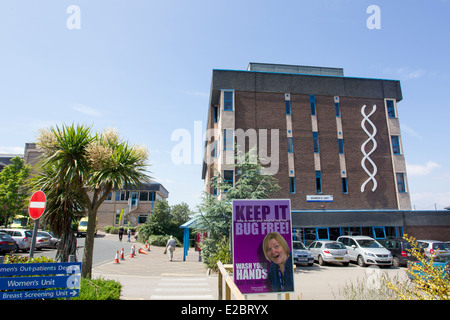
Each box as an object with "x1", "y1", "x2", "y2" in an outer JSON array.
[{"x1": 337, "y1": 235, "x2": 393, "y2": 267}]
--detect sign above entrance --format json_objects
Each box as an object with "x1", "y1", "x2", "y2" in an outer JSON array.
[{"x1": 306, "y1": 195, "x2": 333, "y2": 202}]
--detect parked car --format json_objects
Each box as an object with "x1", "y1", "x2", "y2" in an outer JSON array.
[
  {"x1": 38, "y1": 231, "x2": 60, "y2": 248},
  {"x1": 293, "y1": 241, "x2": 314, "y2": 266},
  {"x1": 378, "y1": 238, "x2": 418, "y2": 267},
  {"x1": 0, "y1": 229, "x2": 32, "y2": 252},
  {"x1": 417, "y1": 240, "x2": 448, "y2": 258},
  {"x1": 407, "y1": 253, "x2": 450, "y2": 280},
  {"x1": 308, "y1": 240, "x2": 350, "y2": 266},
  {"x1": 0, "y1": 233, "x2": 19, "y2": 254},
  {"x1": 35, "y1": 232, "x2": 52, "y2": 249},
  {"x1": 337, "y1": 235, "x2": 393, "y2": 267}
]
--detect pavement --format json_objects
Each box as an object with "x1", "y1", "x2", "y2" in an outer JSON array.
[{"x1": 91, "y1": 232, "x2": 218, "y2": 300}]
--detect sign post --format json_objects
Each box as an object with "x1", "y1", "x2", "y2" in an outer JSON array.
[
  {"x1": 28, "y1": 191, "x2": 47, "y2": 259},
  {"x1": 0, "y1": 262, "x2": 81, "y2": 300},
  {"x1": 232, "y1": 199, "x2": 294, "y2": 295}
]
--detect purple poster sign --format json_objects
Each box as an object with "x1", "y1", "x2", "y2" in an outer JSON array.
[{"x1": 232, "y1": 199, "x2": 294, "y2": 295}]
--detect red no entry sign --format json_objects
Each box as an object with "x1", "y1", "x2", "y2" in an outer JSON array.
[{"x1": 28, "y1": 191, "x2": 46, "y2": 220}]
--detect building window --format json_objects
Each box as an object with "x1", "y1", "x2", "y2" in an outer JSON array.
[
  {"x1": 289, "y1": 177, "x2": 295, "y2": 193},
  {"x1": 285, "y1": 99, "x2": 291, "y2": 115},
  {"x1": 287, "y1": 137, "x2": 294, "y2": 153},
  {"x1": 115, "y1": 191, "x2": 129, "y2": 201},
  {"x1": 396, "y1": 173, "x2": 406, "y2": 192},
  {"x1": 391, "y1": 136, "x2": 401, "y2": 154},
  {"x1": 223, "y1": 170, "x2": 234, "y2": 189},
  {"x1": 317, "y1": 228, "x2": 329, "y2": 240},
  {"x1": 372, "y1": 227, "x2": 386, "y2": 239},
  {"x1": 224, "y1": 129, "x2": 233, "y2": 150},
  {"x1": 335, "y1": 102, "x2": 341, "y2": 117},
  {"x1": 315, "y1": 171, "x2": 322, "y2": 193},
  {"x1": 386, "y1": 100, "x2": 396, "y2": 118},
  {"x1": 224, "y1": 91, "x2": 233, "y2": 111},
  {"x1": 104, "y1": 191, "x2": 112, "y2": 201},
  {"x1": 139, "y1": 191, "x2": 149, "y2": 201},
  {"x1": 342, "y1": 177, "x2": 348, "y2": 194},
  {"x1": 212, "y1": 140, "x2": 217, "y2": 158},
  {"x1": 310, "y1": 95, "x2": 316, "y2": 115},
  {"x1": 313, "y1": 132, "x2": 319, "y2": 153},
  {"x1": 214, "y1": 106, "x2": 219, "y2": 123},
  {"x1": 338, "y1": 138, "x2": 344, "y2": 154}
]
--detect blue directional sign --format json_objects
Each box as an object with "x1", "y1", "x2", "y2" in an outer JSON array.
[
  {"x1": 0, "y1": 275, "x2": 80, "y2": 291},
  {"x1": 0, "y1": 262, "x2": 81, "y2": 276},
  {"x1": 0, "y1": 262, "x2": 82, "y2": 300},
  {"x1": 0, "y1": 289, "x2": 79, "y2": 300}
]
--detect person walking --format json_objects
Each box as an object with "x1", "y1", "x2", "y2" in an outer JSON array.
[
  {"x1": 127, "y1": 228, "x2": 131, "y2": 242},
  {"x1": 118, "y1": 226, "x2": 124, "y2": 242},
  {"x1": 165, "y1": 236, "x2": 176, "y2": 261}
]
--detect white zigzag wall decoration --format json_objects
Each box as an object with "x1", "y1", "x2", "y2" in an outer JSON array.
[{"x1": 360, "y1": 104, "x2": 378, "y2": 192}]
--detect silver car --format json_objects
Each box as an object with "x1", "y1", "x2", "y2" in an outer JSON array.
[
  {"x1": 293, "y1": 241, "x2": 314, "y2": 266},
  {"x1": 417, "y1": 240, "x2": 449, "y2": 258},
  {"x1": 308, "y1": 241, "x2": 350, "y2": 266},
  {"x1": 337, "y1": 235, "x2": 393, "y2": 267},
  {"x1": 0, "y1": 229, "x2": 32, "y2": 252}
]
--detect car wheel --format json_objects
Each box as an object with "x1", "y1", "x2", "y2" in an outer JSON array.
[
  {"x1": 357, "y1": 255, "x2": 367, "y2": 267},
  {"x1": 393, "y1": 257, "x2": 400, "y2": 267},
  {"x1": 318, "y1": 255, "x2": 326, "y2": 266}
]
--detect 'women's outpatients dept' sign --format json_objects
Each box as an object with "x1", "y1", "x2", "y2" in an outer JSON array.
[{"x1": 232, "y1": 199, "x2": 294, "y2": 295}]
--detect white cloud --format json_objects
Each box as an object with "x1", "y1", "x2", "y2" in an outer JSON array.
[
  {"x1": 382, "y1": 67, "x2": 427, "y2": 81},
  {"x1": 410, "y1": 191, "x2": 450, "y2": 210},
  {"x1": 0, "y1": 146, "x2": 24, "y2": 154},
  {"x1": 400, "y1": 124, "x2": 422, "y2": 139},
  {"x1": 72, "y1": 103, "x2": 102, "y2": 117},
  {"x1": 406, "y1": 161, "x2": 440, "y2": 176}
]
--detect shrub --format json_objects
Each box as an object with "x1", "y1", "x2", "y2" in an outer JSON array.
[
  {"x1": 200, "y1": 236, "x2": 231, "y2": 271},
  {"x1": 73, "y1": 277, "x2": 122, "y2": 300},
  {"x1": 147, "y1": 235, "x2": 181, "y2": 247},
  {"x1": 385, "y1": 234, "x2": 450, "y2": 300}
]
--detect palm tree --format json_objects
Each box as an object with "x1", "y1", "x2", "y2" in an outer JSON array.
[{"x1": 35, "y1": 124, "x2": 150, "y2": 278}]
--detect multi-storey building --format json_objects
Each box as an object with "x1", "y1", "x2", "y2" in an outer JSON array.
[{"x1": 202, "y1": 63, "x2": 450, "y2": 243}]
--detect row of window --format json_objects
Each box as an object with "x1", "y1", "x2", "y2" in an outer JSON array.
[
  {"x1": 289, "y1": 173, "x2": 406, "y2": 195},
  {"x1": 216, "y1": 91, "x2": 398, "y2": 120},
  {"x1": 289, "y1": 174, "x2": 348, "y2": 194},
  {"x1": 104, "y1": 190, "x2": 159, "y2": 202}
]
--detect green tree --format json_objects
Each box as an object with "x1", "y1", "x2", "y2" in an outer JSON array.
[
  {"x1": 34, "y1": 124, "x2": 150, "y2": 278},
  {"x1": 170, "y1": 202, "x2": 192, "y2": 226},
  {"x1": 0, "y1": 156, "x2": 30, "y2": 227},
  {"x1": 196, "y1": 147, "x2": 280, "y2": 266},
  {"x1": 137, "y1": 200, "x2": 192, "y2": 243}
]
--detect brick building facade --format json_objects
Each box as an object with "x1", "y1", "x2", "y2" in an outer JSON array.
[{"x1": 202, "y1": 63, "x2": 450, "y2": 243}]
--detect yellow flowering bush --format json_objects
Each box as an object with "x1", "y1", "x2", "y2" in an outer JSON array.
[{"x1": 385, "y1": 234, "x2": 450, "y2": 300}]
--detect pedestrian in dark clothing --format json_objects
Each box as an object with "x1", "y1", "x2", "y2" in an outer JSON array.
[{"x1": 119, "y1": 226, "x2": 124, "y2": 242}]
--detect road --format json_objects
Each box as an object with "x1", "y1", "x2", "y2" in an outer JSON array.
[{"x1": 19, "y1": 233, "x2": 136, "y2": 267}]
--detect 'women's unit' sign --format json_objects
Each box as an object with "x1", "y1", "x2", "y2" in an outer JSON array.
[{"x1": 232, "y1": 199, "x2": 294, "y2": 295}]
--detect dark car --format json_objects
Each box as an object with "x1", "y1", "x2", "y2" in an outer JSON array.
[
  {"x1": 0, "y1": 233, "x2": 19, "y2": 254},
  {"x1": 378, "y1": 238, "x2": 417, "y2": 267}
]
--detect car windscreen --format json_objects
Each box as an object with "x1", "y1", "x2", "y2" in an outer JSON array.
[
  {"x1": 432, "y1": 243, "x2": 449, "y2": 250},
  {"x1": 325, "y1": 242, "x2": 346, "y2": 249},
  {"x1": 0, "y1": 234, "x2": 13, "y2": 240},
  {"x1": 293, "y1": 242, "x2": 306, "y2": 250},
  {"x1": 356, "y1": 239, "x2": 382, "y2": 248}
]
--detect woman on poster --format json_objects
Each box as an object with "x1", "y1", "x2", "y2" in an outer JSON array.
[{"x1": 262, "y1": 232, "x2": 294, "y2": 292}]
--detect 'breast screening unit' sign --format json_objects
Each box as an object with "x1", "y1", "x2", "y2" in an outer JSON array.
[{"x1": 232, "y1": 199, "x2": 294, "y2": 295}]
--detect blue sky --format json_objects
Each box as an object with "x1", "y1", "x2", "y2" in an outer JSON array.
[{"x1": 0, "y1": 1, "x2": 449, "y2": 211}]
